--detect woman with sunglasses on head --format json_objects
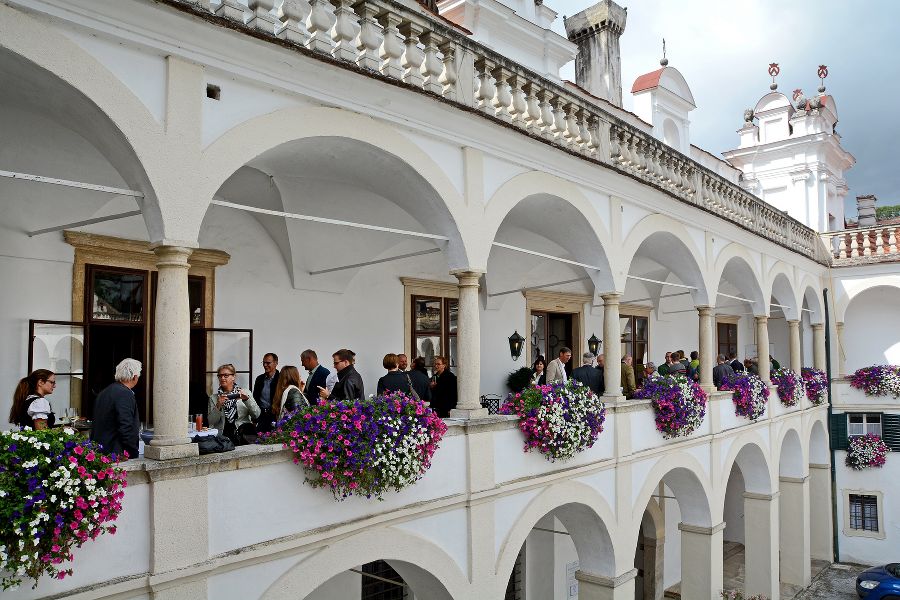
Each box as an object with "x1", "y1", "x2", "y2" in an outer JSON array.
[
  {"x1": 9, "y1": 369, "x2": 57, "y2": 430},
  {"x1": 208, "y1": 363, "x2": 259, "y2": 445}
]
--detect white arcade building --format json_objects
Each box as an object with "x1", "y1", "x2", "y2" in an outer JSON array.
[{"x1": 0, "y1": 0, "x2": 898, "y2": 598}]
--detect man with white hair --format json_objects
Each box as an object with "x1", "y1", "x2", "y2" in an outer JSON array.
[
  {"x1": 572, "y1": 352, "x2": 603, "y2": 394},
  {"x1": 90, "y1": 358, "x2": 142, "y2": 460}
]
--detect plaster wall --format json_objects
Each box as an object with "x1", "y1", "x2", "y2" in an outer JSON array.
[
  {"x1": 723, "y1": 465, "x2": 746, "y2": 544},
  {"x1": 662, "y1": 488, "x2": 682, "y2": 589},
  {"x1": 834, "y1": 455, "x2": 900, "y2": 566},
  {"x1": 305, "y1": 570, "x2": 362, "y2": 599},
  {"x1": 841, "y1": 286, "x2": 900, "y2": 371}
]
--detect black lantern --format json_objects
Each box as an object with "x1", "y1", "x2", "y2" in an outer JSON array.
[
  {"x1": 508, "y1": 330, "x2": 525, "y2": 361},
  {"x1": 587, "y1": 333, "x2": 602, "y2": 356}
]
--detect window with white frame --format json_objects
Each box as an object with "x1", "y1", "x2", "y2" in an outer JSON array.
[
  {"x1": 849, "y1": 494, "x2": 879, "y2": 532},
  {"x1": 848, "y1": 413, "x2": 882, "y2": 437}
]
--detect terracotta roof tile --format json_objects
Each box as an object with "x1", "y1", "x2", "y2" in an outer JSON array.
[{"x1": 631, "y1": 68, "x2": 665, "y2": 94}]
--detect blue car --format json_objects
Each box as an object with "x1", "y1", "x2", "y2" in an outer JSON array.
[{"x1": 857, "y1": 563, "x2": 900, "y2": 598}]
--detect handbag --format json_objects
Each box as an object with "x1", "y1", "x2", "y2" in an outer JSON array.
[
  {"x1": 192, "y1": 433, "x2": 235, "y2": 454},
  {"x1": 405, "y1": 373, "x2": 421, "y2": 401}
]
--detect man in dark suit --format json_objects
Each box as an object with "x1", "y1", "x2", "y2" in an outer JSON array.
[
  {"x1": 253, "y1": 353, "x2": 279, "y2": 432},
  {"x1": 713, "y1": 354, "x2": 736, "y2": 389},
  {"x1": 429, "y1": 356, "x2": 457, "y2": 417},
  {"x1": 572, "y1": 352, "x2": 603, "y2": 395},
  {"x1": 729, "y1": 352, "x2": 744, "y2": 373},
  {"x1": 300, "y1": 349, "x2": 329, "y2": 405},
  {"x1": 90, "y1": 358, "x2": 142, "y2": 459}
]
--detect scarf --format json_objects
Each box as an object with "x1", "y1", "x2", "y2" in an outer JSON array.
[{"x1": 217, "y1": 385, "x2": 243, "y2": 423}]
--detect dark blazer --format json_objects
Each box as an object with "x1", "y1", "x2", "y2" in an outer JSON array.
[
  {"x1": 329, "y1": 365, "x2": 365, "y2": 402},
  {"x1": 408, "y1": 369, "x2": 432, "y2": 401},
  {"x1": 252, "y1": 370, "x2": 279, "y2": 411},
  {"x1": 713, "y1": 363, "x2": 736, "y2": 389},
  {"x1": 90, "y1": 382, "x2": 140, "y2": 460},
  {"x1": 595, "y1": 366, "x2": 605, "y2": 395},
  {"x1": 572, "y1": 365, "x2": 603, "y2": 395},
  {"x1": 377, "y1": 371, "x2": 414, "y2": 396},
  {"x1": 431, "y1": 370, "x2": 457, "y2": 417},
  {"x1": 730, "y1": 359, "x2": 745, "y2": 373},
  {"x1": 304, "y1": 364, "x2": 330, "y2": 405}
]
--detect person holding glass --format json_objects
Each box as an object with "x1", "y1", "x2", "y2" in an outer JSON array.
[
  {"x1": 208, "y1": 363, "x2": 259, "y2": 446},
  {"x1": 8, "y1": 369, "x2": 56, "y2": 429},
  {"x1": 272, "y1": 365, "x2": 307, "y2": 422}
]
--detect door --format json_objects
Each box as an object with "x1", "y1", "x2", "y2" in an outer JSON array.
[{"x1": 531, "y1": 311, "x2": 575, "y2": 376}]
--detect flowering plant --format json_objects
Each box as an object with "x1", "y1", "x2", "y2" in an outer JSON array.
[
  {"x1": 0, "y1": 428, "x2": 127, "y2": 590},
  {"x1": 499, "y1": 380, "x2": 606, "y2": 462},
  {"x1": 849, "y1": 365, "x2": 900, "y2": 399},
  {"x1": 720, "y1": 372, "x2": 769, "y2": 421},
  {"x1": 771, "y1": 368, "x2": 805, "y2": 407},
  {"x1": 845, "y1": 433, "x2": 890, "y2": 470},
  {"x1": 801, "y1": 368, "x2": 828, "y2": 405},
  {"x1": 261, "y1": 392, "x2": 447, "y2": 500},
  {"x1": 635, "y1": 375, "x2": 707, "y2": 438},
  {"x1": 720, "y1": 591, "x2": 768, "y2": 600}
]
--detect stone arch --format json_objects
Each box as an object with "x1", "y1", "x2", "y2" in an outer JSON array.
[
  {"x1": 482, "y1": 171, "x2": 616, "y2": 295},
  {"x1": 778, "y1": 427, "x2": 806, "y2": 478},
  {"x1": 835, "y1": 278, "x2": 900, "y2": 323},
  {"x1": 631, "y1": 452, "x2": 714, "y2": 532},
  {"x1": 766, "y1": 263, "x2": 799, "y2": 321},
  {"x1": 259, "y1": 527, "x2": 468, "y2": 600},
  {"x1": 622, "y1": 214, "x2": 710, "y2": 305},
  {"x1": 495, "y1": 480, "x2": 619, "y2": 590},
  {"x1": 0, "y1": 4, "x2": 166, "y2": 240},
  {"x1": 711, "y1": 244, "x2": 766, "y2": 315},
  {"x1": 809, "y1": 418, "x2": 829, "y2": 465},
  {"x1": 798, "y1": 276, "x2": 825, "y2": 325},
  {"x1": 199, "y1": 107, "x2": 474, "y2": 270},
  {"x1": 718, "y1": 434, "x2": 775, "y2": 507},
  {"x1": 840, "y1": 284, "x2": 900, "y2": 369}
]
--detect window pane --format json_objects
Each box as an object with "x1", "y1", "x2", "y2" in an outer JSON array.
[
  {"x1": 31, "y1": 323, "x2": 84, "y2": 375},
  {"x1": 448, "y1": 336, "x2": 457, "y2": 369},
  {"x1": 849, "y1": 415, "x2": 864, "y2": 424},
  {"x1": 189, "y1": 278, "x2": 204, "y2": 326},
  {"x1": 92, "y1": 270, "x2": 144, "y2": 322},
  {"x1": 634, "y1": 317, "x2": 648, "y2": 342},
  {"x1": 620, "y1": 316, "x2": 632, "y2": 341},
  {"x1": 448, "y1": 301, "x2": 458, "y2": 333},
  {"x1": 415, "y1": 335, "x2": 440, "y2": 367},
  {"x1": 848, "y1": 423, "x2": 864, "y2": 437},
  {"x1": 531, "y1": 313, "x2": 546, "y2": 362},
  {"x1": 414, "y1": 298, "x2": 442, "y2": 332}
]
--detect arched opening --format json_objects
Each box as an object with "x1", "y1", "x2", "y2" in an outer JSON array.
[
  {"x1": 843, "y1": 285, "x2": 900, "y2": 371},
  {"x1": 778, "y1": 428, "x2": 811, "y2": 591},
  {"x1": 808, "y1": 420, "x2": 833, "y2": 564},
  {"x1": 663, "y1": 118, "x2": 681, "y2": 150},
  {"x1": 714, "y1": 253, "x2": 767, "y2": 375},
  {"x1": 302, "y1": 559, "x2": 453, "y2": 600},
  {"x1": 769, "y1": 271, "x2": 799, "y2": 371},
  {"x1": 634, "y1": 498, "x2": 665, "y2": 600},
  {"x1": 720, "y1": 440, "x2": 776, "y2": 597}
]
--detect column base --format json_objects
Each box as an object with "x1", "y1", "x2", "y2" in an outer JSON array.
[
  {"x1": 576, "y1": 569, "x2": 637, "y2": 600},
  {"x1": 144, "y1": 442, "x2": 199, "y2": 460},
  {"x1": 700, "y1": 384, "x2": 717, "y2": 395},
  {"x1": 449, "y1": 407, "x2": 489, "y2": 419}
]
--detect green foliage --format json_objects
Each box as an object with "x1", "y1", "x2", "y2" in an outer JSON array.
[
  {"x1": 506, "y1": 367, "x2": 533, "y2": 392},
  {"x1": 875, "y1": 204, "x2": 900, "y2": 220}
]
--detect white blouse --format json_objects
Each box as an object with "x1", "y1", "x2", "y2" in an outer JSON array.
[{"x1": 27, "y1": 396, "x2": 52, "y2": 421}]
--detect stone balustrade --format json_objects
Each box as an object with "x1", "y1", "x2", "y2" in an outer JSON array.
[
  {"x1": 822, "y1": 224, "x2": 900, "y2": 265},
  {"x1": 171, "y1": 0, "x2": 829, "y2": 264}
]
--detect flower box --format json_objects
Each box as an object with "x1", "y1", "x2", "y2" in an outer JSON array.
[
  {"x1": 771, "y1": 368, "x2": 805, "y2": 407},
  {"x1": 845, "y1": 433, "x2": 890, "y2": 470},
  {"x1": 849, "y1": 365, "x2": 900, "y2": 399},
  {"x1": 634, "y1": 374, "x2": 707, "y2": 439},
  {"x1": 720, "y1": 372, "x2": 769, "y2": 421}
]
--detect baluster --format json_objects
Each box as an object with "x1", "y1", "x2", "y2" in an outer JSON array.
[
  {"x1": 215, "y1": 0, "x2": 248, "y2": 22},
  {"x1": 889, "y1": 228, "x2": 898, "y2": 255},
  {"x1": 377, "y1": 13, "x2": 403, "y2": 79},
  {"x1": 508, "y1": 74, "x2": 528, "y2": 128},
  {"x1": 522, "y1": 82, "x2": 541, "y2": 135},
  {"x1": 278, "y1": 0, "x2": 312, "y2": 44},
  {"x1": 187, "y1": 0, "x2": 211, "y2": 10},
  {"x1": 330, "y1": 0, "x2": 360, "y2": 62},
  {"x1": 862, "y1": 230, "x2": 872, "y2": 256},
  {"x1": 306, "y1": 0, "x2": 336, "y2": 53},
  {"x1": 474, "y1": 57, "x2": 496, "y2": 115},
  {"x1": 632, "y1": 136, "x2": 647, "y2": 174},
  {"x1": 399, "y1": 22, "x2": 425, "y2": 87},
  {"x1": 419, "y1": 32, "x2": 443, "y2": 95},
  {"x1": 491, "y1": 67, "x2": 513, "y2": 122},
  {"x1": 248, "y1": 0, "x2": 277, "y2": 32},
  {"x1": 537, "y1": 89, "x2": 555, "y2": 141},
  {"x1": 565, "y1": 103, "x2": 581, "y2": 150},
  {"x1": 875, "y1": 229, "x2": 886, "y2": 255},
  {"x1": 550, "y1": 96, "x2": 568, "y2": 147},
  {"x1": 438, "y1": 42, "x2": 458, "y2": 101},
  {"x1": 353, "y1": 1, "x2": 381, "y2": 70},
  {"x1": 577, "y1": 109, "x2": 592, "y2": 155},
  {"x1": 838, "y1": 233, "x2": 848, "y2": 259},
  {"x1": 849, "y1": 232, "x2": 859, "y2": 257}
]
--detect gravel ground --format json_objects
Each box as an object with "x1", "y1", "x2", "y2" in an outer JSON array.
[{"x1": 792, "y1": 562, "x2": 869, "y2": 599}]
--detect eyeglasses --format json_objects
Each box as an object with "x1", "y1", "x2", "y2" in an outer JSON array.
[
  {"x1": 46, "y1": 380, "x2": 57, "y2": 385},
  {"x1": 262, "y1": 361, "x2": 274, "y2": 365},
  {"x1": 217, "y1": 373, "x2": 235, "y2": 378}
]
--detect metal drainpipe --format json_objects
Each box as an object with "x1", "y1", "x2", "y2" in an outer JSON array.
[{"x1": 823, "y1": 288, "x2": 840, "y2": 563}]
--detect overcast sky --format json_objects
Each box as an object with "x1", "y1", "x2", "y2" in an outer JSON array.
[{"x1": 549, "y1": 0, "x2": 900, "y2": 216}]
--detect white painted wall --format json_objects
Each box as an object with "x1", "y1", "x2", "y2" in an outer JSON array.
[
  {"x1": 842, "y1": 286, "x2": 900, "y2": 371},
  {"x1": 662, "y1": 486, "x2": 682, "y2": 590},
  {"x1": 723, "y1": 465, "x2": 745, "y2": 544}
]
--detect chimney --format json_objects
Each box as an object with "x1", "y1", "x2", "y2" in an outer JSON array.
[
  {"x1": 564, "y1": 0, "x2": 627, "y2": 107},
  {"x1": 857, "y1": 194, "x2": 877, "y2": 227}
]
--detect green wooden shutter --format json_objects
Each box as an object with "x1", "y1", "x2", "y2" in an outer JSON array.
[
  {"x1": 830, "y1": 412, "x2": 848, "y2": 450},
  {"x1": 882, "y1": 413, "x2": 900, "y2": 452}
]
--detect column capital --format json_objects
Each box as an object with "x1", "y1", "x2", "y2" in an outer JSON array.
[
  {"x1": 754, "y1": 314, "x2": 769, "y2": 324},
  {"x1": 678, "y1": 521, "x2": 726, "y2": 535},
  {"x1": 696, "y1": 305, "x2": 714, "y2": 316},
  {"x1": 152, "y1": 245, "x2": 193, "y2": 268},
  {"x1": 779, "y1": 474, "x2": 809, "y2": 484},
  {"x1": 787, "y1": 319, "x2": 801, "y2": 326},
  {"x1": 575, "y1": 568, "x2": 638, "y2": 587},
  {"x1": 811, "y1": 322, "x2": 825, "y2": 331},
  {"x1": 450, "y1": 269, "x2": 484, "y2": 287},
  {"x1": 601, "y1": 292, "x2": 622, "y2": 304},
  {"x1": 743, "y1": 490, "x2": 779, "y2": 501}
]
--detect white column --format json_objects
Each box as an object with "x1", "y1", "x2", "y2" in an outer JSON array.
[
  {"x1": 576, "y1": 569, "x2": 638, "y2": 600},
  {"x1": 779, "y1": 476, "x2": 811, "y2": 587},
  {"x1": 678, "y1": 522, "x2": 724, "y2": 600},
  {"x1": 835, "y1": 322, "x2": 846, "y2": 376},
  {"x1": 697, "y1": 306, "x2": 714, "y2": 391},
  {"x1": 449, "y1": 270, "x2": 488, "y2": 418},
  {"x1": 743, "y1": 492, "x2": 780, "y2": 599},
  {"x1": 812, "y1": 323, "x2": 826, "y2": 372},
  {"x1": 755, "y1": 316, "x2": 770, "y2": 384},
  {"x1": 602, "y1": 293, "x2": 622, "y2": 396},
  {"x1": 809, "y1": 464, "x2": 833, "y2": 560},
  {"x1": 788, "y1": 320, "x2": 802, "y2": 373},
  {"x1": 145, "y1": 246, "x2": 198, "y2": 460}
]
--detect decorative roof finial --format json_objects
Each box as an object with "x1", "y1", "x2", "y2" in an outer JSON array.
[
  {"x1": 768, "y1": 62, "x2": 780, "y2": 91},
  {"x1": 817, "y1": 64, "x2": 828, "y2": 93},
  {"x1": 660, "y1": 38, "x2": 668, "y2": 66}
]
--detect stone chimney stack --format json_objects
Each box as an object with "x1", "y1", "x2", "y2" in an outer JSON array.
[
  {"x1": 564, "y1": 0, "x2": 627, "y2": 107},
  {"x1": 857, "y1": 194, "x2": 877, "y2": 227}
]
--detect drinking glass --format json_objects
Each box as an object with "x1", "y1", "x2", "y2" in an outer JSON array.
[{"x1": 188, "y1": 415, "x2": 196, "y2": 433}]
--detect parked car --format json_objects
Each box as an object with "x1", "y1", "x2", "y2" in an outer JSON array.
[{"x1": 857, "y1": 563, "x2": 900, "y2": 598}]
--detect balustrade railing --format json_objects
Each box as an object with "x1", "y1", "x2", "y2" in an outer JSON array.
[
  {"x1": 171, "y1": 0, "x2": 830, "y2": 264},
  {"x1": 822, "y1": 224, "x2": 900, "y2": 264}
]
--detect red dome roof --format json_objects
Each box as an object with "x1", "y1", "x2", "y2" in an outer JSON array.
[{"x1": 631, "y1": 68, "x2": 665, "y2": 94}]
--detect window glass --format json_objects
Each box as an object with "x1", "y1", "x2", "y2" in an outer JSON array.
[
  {"x1": 849, "y1": 494, "x2": 879, "y2": 531},
  {"x1": 531, "y1": 313, "x2": 546, "y2": 362},
  {"x1": 448, "y1": 301, "x2": 458, "y2": 333},
  {"x1": 91, "y1": 270, "x2": 144, "y2": 322},
  {"x1": 415, "y1": 336, "x2": 440, "y2": 367},
  {"x1": 188, "y1": 278, "x2": 204, "y2": 326}
]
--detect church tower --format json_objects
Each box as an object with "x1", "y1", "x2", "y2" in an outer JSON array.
[{"x1": 722, "y1": 66, "x2": 855, "y2": 232}]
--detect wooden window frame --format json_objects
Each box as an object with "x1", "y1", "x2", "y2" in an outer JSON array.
[
  {"x1": 402, "y1": 278, "x2": 459, "y2": 370},
  {"x1": 843, "y1": 489, "x2": 885, "y2": 539},
  {"x1": 716, "y1": 319, "x2": 739, "y2": 359}
]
